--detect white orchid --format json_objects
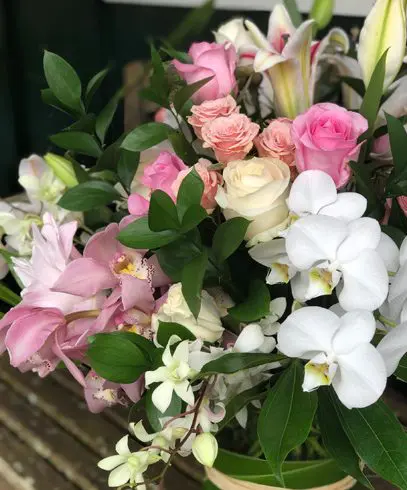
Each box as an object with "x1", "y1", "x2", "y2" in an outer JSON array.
[
  {"x1": 98, "y1": 435, "x2": 160, "y2": 488},
  {"x1": 192, "y1": 433, "x2": 219, "y2": 468},
  {"x1": 277, "y1": 307, "x2": 387, "y2": 408},
  {"x1": 145, "y1": 336, "x2": 198, "y2": 413},
  {"x1": 377, "y1": 322, "x2": 407, "y2": 377}
]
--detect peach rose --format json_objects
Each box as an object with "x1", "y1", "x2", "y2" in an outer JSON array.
[
  {"x1": 201, "y1": 113, "x2": 260, "y2": 164},
  {"x1": 188, "y1": 95, "x2": 240, "y2": 139},
  {"x1": 172, "y1": 158, "x2": 223, "y2": 213},
  {"x1": 255, "y1": 118, "x2": 296, "y2": 168}
]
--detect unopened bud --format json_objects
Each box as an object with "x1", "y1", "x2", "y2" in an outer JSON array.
[
  {"x1": 310, "y1": 0, "x2": 334, "y2": 31},
  {"x1": 44, "y1": 152, "x2": 79, "y2": 188},
  {"x1": 192, "y1": 433, "x2": 218, "y2": 468}
]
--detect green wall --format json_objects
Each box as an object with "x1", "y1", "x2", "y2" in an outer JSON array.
[{"x1": 0, "y1": 0, "x2": 362, "y2": 196}]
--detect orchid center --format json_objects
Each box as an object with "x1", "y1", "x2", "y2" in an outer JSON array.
[
  {"x1": 303, "y1": 354, "x2": 338, "y2": 392},
  {"x1": 112, "y1": 253, "x2": 151, "y2": 281},
  {"x1": 271, "y1": 262, "x2": 290, "y2": 283}
]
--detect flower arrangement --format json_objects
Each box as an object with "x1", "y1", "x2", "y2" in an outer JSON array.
[{"x1": 2, "y1": 0, "x2": 407, "y2": 489}]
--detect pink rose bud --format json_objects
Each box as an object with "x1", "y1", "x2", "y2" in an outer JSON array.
[
  {"x1": 188, "y1": 95, "x2": 240, "y2": 139},
  {"x1": 140, "y1": 151, "x2": 187, "y2": 200},
  {"x1": 292, "y1": 103, "x2": 368, "y2": 188},
  {"x1": 201, "y1": 113, "x2": 260, "y2": 164},
  {"x1": 172, "y1": 158, "x2": 223, "y2": 213},
  {"x1": 173, "y1": 42, "x2": 238, "y2": 104},
  {"x1": 255, "y1": 118, "x2": 296, "y2": 177}
]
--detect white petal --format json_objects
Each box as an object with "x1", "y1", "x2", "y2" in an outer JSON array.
[
  {"x1": 377, "y1": 322, "x2": 407, "y2": 375},
  {"x1": 339, "y1": 249, "x2": 389, "y2": 311},
  {"x1": 269, "y1": 297, "x2": 286, "y2": 320},
  {"x1": 145, "y1": 366, "x2": 169, "y2": 387},
  {"x1": 152, "y1": 381, "x2": 174, "y2": 413},
  {"x1": 162, "y1": 335, "x2": 182, "y2": 365},
  {"x1": 332, "y1": 311, "x2": 376, "y2": 355},
  {"x1": 288, "y1": 170, "x2": 337, "y2": 216},
  {"x1": 376, "y1": 233, "x2": 400, "y2": 273},
  {"x1": 277, "y1": 307, "x2": 340, "y2": 359},
  {"x1": 173, "y1": 340, "x2": 190, "y2": 363},
  {"x1": 388, "y1": 262, "x2": 407, "y2": 308},
  {"x1": 334, "y1": 344, "x2": 387, "y2": 408},
  {"x1": 286, "y1": 215, "x2": 347, "y2": 270},
  {"x1": 253, "y1": 50, "x2": 286, "y2": 72},
  {"x1": 130, "y1": 421, "x2": 155, "y2": 443},
  {"x1": 267, "y1": 4, "x2": 295, "y2": 42},
  {"x1": 259, "y1": 336, "x2": 277, "y2": 354},
  {"x1": 244, "y1": 19, "x2": 270, "y2": 50},
  {"x1": 302, "y1": 354, "x2": 335, "y2": 392},
  {"x1": 108, "y1": 463, "x2": 132, "y2": 488},
  {"x1": 320, "y1": 193, "x2": 367, "y2": 222},
  {"x1": 337, "y1": 218, "x2": 381, "y2": 263},
  {"x1": 98, "y1": 455, "x2": 127, "y2": 471},
  {"x1": 234, "y1": 324, "x2": 265, "y2": 353},
  {"x1": 400, "y1": 236, "x2": 407, "y2": 267},
  {"x1": 249, "y1": 238, "x2": 287, "y2": 267},
  {"x1": 174, "y1": 380, "x2": 195, "y2": 407},
  {"x1": 115, "y1": 435, "x2": 130, "y2": 456},
  {"x1": 235, "y1": 407, "x2": 248, "y2": 428}
]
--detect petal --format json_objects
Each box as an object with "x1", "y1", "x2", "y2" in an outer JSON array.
[
  {"x1": 334, "y1": 344, "x2": 387, "y2": 408},
  {"x1": 173, "y1": 340, "x2": 190, "y2": 363},
  {"x1": 52, "y1": 258, "x2": 116, "y2": 296},
  {"x1": 377, "y1": 322, "x2": 407, "y2": 375},
  {"x1": 234, "y1": 324, "x2": 265, "y2": 353},
  {"x1": 339, "y1": 249, "x2": 388, "y2": 311},
  {"x1": 116, "y1": 435, "x2": 130, "y2": 455},
  {"x1": 108, "y1": 463, "x2": 132, "y2": 488},
  {"x1": 84, "y1": 223, "x2": 120, "y2": 265},
  {"x1": 286, "y1": 215, "x2": 347, "y2": 269},
  {"x1": 288, "y1": 170, "x2": 337, "y2": 216},
  {"x1": 277, "y1": 306, "x2": 340, "y2": 359},
  {"x1": 131, "y1": 421, "x2": 156, "y2": 443},
  {"x1": 253, "y1": 50, "x2": 286, "y2": 72},
  {"x1": 249, "y1": 238, "x2": 287, "y2": 267},
  {"x1": 244, "y1": 20, "x2": 269, "y2": 50},
  {"x1": 376, "y1": 232, "x2": 400, "y2": 274},
  {"x1": 174, "y1": 380, "x2": 195, "y2": 407},
  {"x1": 98, "y1": 454, "x2": 127, "y2": 471},
  {"x1": 120, "y1": 274, "x2": 154, "y2": 313},
  {"x1": 332, "y1": 310, "x2": 376, "y2": 355},
  {"x1": 320, "y1": 193, "x2": 367, "y2": 222},
  {"x1": 145, "y1": 366, "x2": 168, "y2": 387},
  {"x1": 337, "y1": 218, "x2": 381, "y2": 263},
  {"x1": 152, "y1": 381, "x2": 174, "y2": 413}
]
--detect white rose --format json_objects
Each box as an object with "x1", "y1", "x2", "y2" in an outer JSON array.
[
  {"x1": 152, "y1": 283, "x2": 224, "y2": 343},
  {"x1": 216, "y1": 157, "x2": 291, "y2": 246}
]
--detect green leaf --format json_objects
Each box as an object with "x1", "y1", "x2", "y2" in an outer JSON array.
[
  {"x1": 341, "y1": 77, "x2": 366, "y2": 98},
  {"x1": 156, "y1": 235, "x2": 202, "y2": 282},
  {"x1": 41, "y1": 88, "x2": 76, "y2": 117},
  {"x1": 87, "y1": 333, "x2": 151, "y2": 383},
  {"x1": 201, "y1": 353, "x2": 283, "y2": 375},
  {"x1": 360, "y1": 50, "x2": 388, "y2": 138},
  {"x1": 385, "y1": 113, "x2": 407, "y2": 176},
  {"x1": 95, "y1": 89, "x2": 123, "y2": 144},
  {"x1": 117, "y1": 150, "x2": 140, "y2": 194},
  {"x1": 168, "y1": 131, "x2": 197, "y2": 166},
  {"x1": 176, "y1": 168, "x2": 204, "y2": 220},
  {"x1": 381, "y1": 225, "x2": 406, "y2": 248},
  {"x1": 375, "y1": 114, "x2": 407, "y2": 138},
  {"x1": 118, "y1": 216, "x2": 180, "y2": 249},
  {"x1": 145, "y1": 390, "x2": 182, "y2": 432},
  {"x1": 228, "y1": 279, "x2": 270, "y2": 322},
  {"x1": 173, "y1": 76, "x2": 214, "y2": 115},
  {"x1": 67, "y1": 114, "x2": 96, "y2": 134},
  {"x1": 0, "y1": 282, "x2": 20, "y2": 306},
  {"x1": 95, "y1": 135, "x2": 126, "y2": 171},
  {"x1": 0, "y1": 250, "x2": 23, "y2": 289},
  {"x1": 213, "y1": 217, "x2": 250, "y2": 264},
  {"x1": 156, "y1": 321, "x2": 196, "y2": 347},
  {"x1": 330, "y1": 389, "x2": 407, "y2": 489},
  {"x1": 58, "y1": 181, "x2": 121, "y2": 211},
  {"x1": 148, "y1": 44, "x2": 169, "y2": 107},
  {"x1": 283, "y1": 0, "x2": 302, "y2": 27},
  {"x1": 70, "y1": 159, "x2": 90, "y2": 183},
  {"x1": 85, "y1": 67, "x2": 109, "y2": 107},
  {"x1": 148, "y1": 190, "x2": 180, "y2": 232},
  {"x1": 43, "y1": 50, "x2": 84, "y2": 116},
  {"x1": 50, "y1": 131, "x2": 102, "y2": 158},
  {"x1": 318, "y1": 390, "x2": 372, "y2": 488},
  {"x1": 121, "y1": 123, "x2": 173, "y2": 152},
  {"x1": 349, "y1": 161, "x2": 381, "y2": 217},
  {"x1": 258, "y1": 360, "x2": 318, "y2": 485},
  {"x1": 180, "y1": 204, "x2": 207, "y2": 233},
  {"x1": 395, "y1": 354, "x2": 407, "y2": 381},
  {"x1": 181, "y1": 248, "x2": 208, "y2": 318}
]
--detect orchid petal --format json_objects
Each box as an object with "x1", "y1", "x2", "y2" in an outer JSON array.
[
  {"x1": 145, "y1": 366, "x2": 168, "y2": 387},
  {"x1": 116, "y1": 435, "x2": 130, "y2": 455},
  {"x1": 98, "y1": 454, "x2": 127, "y2": 471},
  {"x1": 152, "y1": 380, "x2": 174, "y2": 413},
  {"x1": 108, "y1": 463, "x2": 132, "y2": 488},
  {"x1": 376, "y1": 233, "x2": 399, "y2": 274},
  {"x1": 320, "y1": 193, "x2": 367, "y2": 222},
  {"x1": 332, "y1": 310, "x2": 376, "y2": 355},
  {"x1": 173, "y1": 380, "x2": 195, "y2": 407},
  {"x1": 337, "y1": 218, "x2": 381, "y2": 263},
  {"x1": 234, "y1": 324, "x2": 265, "y2": 353},
  {"x1": 249, "y1": 238, "x2": 287, "y2": 267},
  {"x1": 120, "y1": 274, "x2": 154, "y2": 313},
  {"x1": 377, "y1": 322, "x2": 407, "y2": 375}
]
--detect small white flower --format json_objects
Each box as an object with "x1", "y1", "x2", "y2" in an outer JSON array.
[
  {"x1": 192, "y1": 433, "x2": 219, "y2": 468},
  {"x1": 98, "y1": 435, "x2": 160, "y2": 489},
  {"x1": 277, "y1": 307, "x2": 387, "y2": 408},
  {"x1": 145, "y1": 336, "x2": 197, "y2": 413}
]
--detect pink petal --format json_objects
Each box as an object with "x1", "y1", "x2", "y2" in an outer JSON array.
[
  {"x1": 121, "y1": 377, "x2": 144, "y2": 403},
  {"x1": 128, "y1": 193, "x2": 150, "y2": 217},
  {"x1": 84, "y1": 223, "x2": 121, "y2": 266},
  {"x1": 52, "y1": 329, "x2": 86, "y2": 387},
  {"x1": 120, "y1": 274, "x2": 154, "y2": 312},
  {"x1": 147, "y1": 255, "x2": 171, "y2": 288}
]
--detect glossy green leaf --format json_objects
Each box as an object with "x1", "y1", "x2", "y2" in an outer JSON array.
[
  {"x1": 181, "y1": 248, "x2": 208, "y2": 318},
  {"x1": 0, "y1": 282, "x2": 20, "y2": 306},
  {"x1": 228, "y1": 279, "x2": 270, "y2": 322},
  {"x1": 349, "y1": 161, "x2": 381, "y2": 217},
  {"x1": 95, "y1": 88, "x2": 122, "y2": 144},
  {"x1": 145, "y1": 390, "x2": 182, "y2": 432},
  {"x1": 258, "y1": 360, "x2": 318, "y2": 485},
  {"x1": 117, "y1": 150, "x2": 140, "y2": 194},
  {"x1": 41, "y1": 88, "x2": 76, "y2": 117},
  {"x1": 156, "y1": 235, "x2": 202, "y2": 282},
  {"x1": 43, "y1": 50, "x2": 84, "y2": 116},
  {"x1": 118, "y1": 216, "x2": 180, "y2": 249},
  {"x1": 173, "y1": 76, "x2": 213, "y2": 115},
  {"x1": 85, "y1": 67, "x2": 109, "y2": 107},
  {"x1": 168, "y1": 131, "x2": 197, "y2": 166},
  {"x1": 213, "y1": 217, "x2": 250, "y2": 263},
  {"x1": 58, "y1": 181, "x2": 121, "y2": 211},
  {"x1": 95, "y1": 135, "x2": 126, "y2": 171},
  {"x1": 121, "y1": 123, "x2": 173, "y2": 152},
  {"x1": 156, "y1": 321, "x2": 196, "y2": 347},
  {"x1": 176, "y1": 168, "x2": 204, "y2": 220},
  {"x1": 66, "y1": 114, "x2": 96, "y2": 134},
  {"x1": 70, "y1": 159, "x2": 90, "y2": 183},
  {"x1": 50, "y1": 131, "x2": 102, "y2": 158},
  {"x1": 395, "y1": 354, "x2": 407, "y2": 381},
  {"x1": 148, "y1": 190, "x2": 180, "y2": 232},
  {"x1": 180, "y1": 204, "x2": 207, "y2": 233},
  {"x1": 318, "y1": 390, "x2": 372, "y2": 488},
  {"x1": 201, "y1": 353, "x2": 282, "y2": 375},
  {"x1": 385, "y1": 113, "x2": 407, "y2": 176},
  {"x1": 283, "y1": 0, "x2": 302, "y2": 27},
  {"x1": 330, "y1": 389, "x2": 407, "y2": 489},
  {"x1": 341, "y1": 77, "x2": 366, "y2": 98}
]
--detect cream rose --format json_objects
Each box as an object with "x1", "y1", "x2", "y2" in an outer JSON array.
[
  {"x1": 216, "y1": 157, "x2": 291, "y2": 245},
  {"x1": 152, "y1": 283, "x2": 224, "y2": 343}
]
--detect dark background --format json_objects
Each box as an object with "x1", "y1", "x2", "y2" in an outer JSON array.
[{"x1": 0, "y1": 0, "x2": 363, "y2": 196}]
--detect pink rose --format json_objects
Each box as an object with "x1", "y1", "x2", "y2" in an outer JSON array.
[
  {"x1": 255, "y1": 118, "x2": 296, "y2": 168},
  {"x1": 188, "y1": 95, "x2": 240, "y2": 139},
  {"x1": 172, "y1": 158, "x2": 223, "y2": 212},
  {"x1": 173, "y1": 42, "x2": 238, "y2": 104},
  {"x1": 201, "y1": 114, "x2": 260, "y2": 164},
  {"x1": 292, "y1": 103, "x2": 368, "y2": 188}
]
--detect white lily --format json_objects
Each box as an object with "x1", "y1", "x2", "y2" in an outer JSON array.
[
  {"x1": 358, "y1": 0, "x2": 407, "y2": 92},
  {"x1": 98, "y1": 435, "x2": 160, "y2": 489},
  {"x1": 214, "y1": 18, "x2": 258, "y2": 67},
  {"x1": 285, "y1": 214, "x2": 389, "y2": 311},
  {"x1": 145, "y1": 336, "x2": 197, "y2": 413},
  {"x1": 277, "y1": 307, "x2": 387, "y2": 408}
]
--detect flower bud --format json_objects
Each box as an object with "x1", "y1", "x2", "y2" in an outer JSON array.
[
  {"x1": 44, "y1": 152, "x2": 79, "y2": 188},
  {"x1": 310, "y1": 0, "x2": 334, "y2": 31},
  {"x1": 192, "y1": 433, "x2": 218, "y2": 468}
]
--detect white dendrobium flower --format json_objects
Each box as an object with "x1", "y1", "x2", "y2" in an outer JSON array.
[
  {"x1": 145, "y1": 336, "x2": 197, "y2": 413},
  {"x1": 98, "y1": 435, "x2": 160, "y2": 489},
  {"x1": 285, "y1": 214, "x2": 389, "y2": 311},
  {"x1": 277, "y1": 307, "x2": 387, "y2": 408}
]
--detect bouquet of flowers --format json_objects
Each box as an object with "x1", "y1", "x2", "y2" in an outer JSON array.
[{"x1": 2, "y1": 0, "x2": 407, "y2": 488}]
